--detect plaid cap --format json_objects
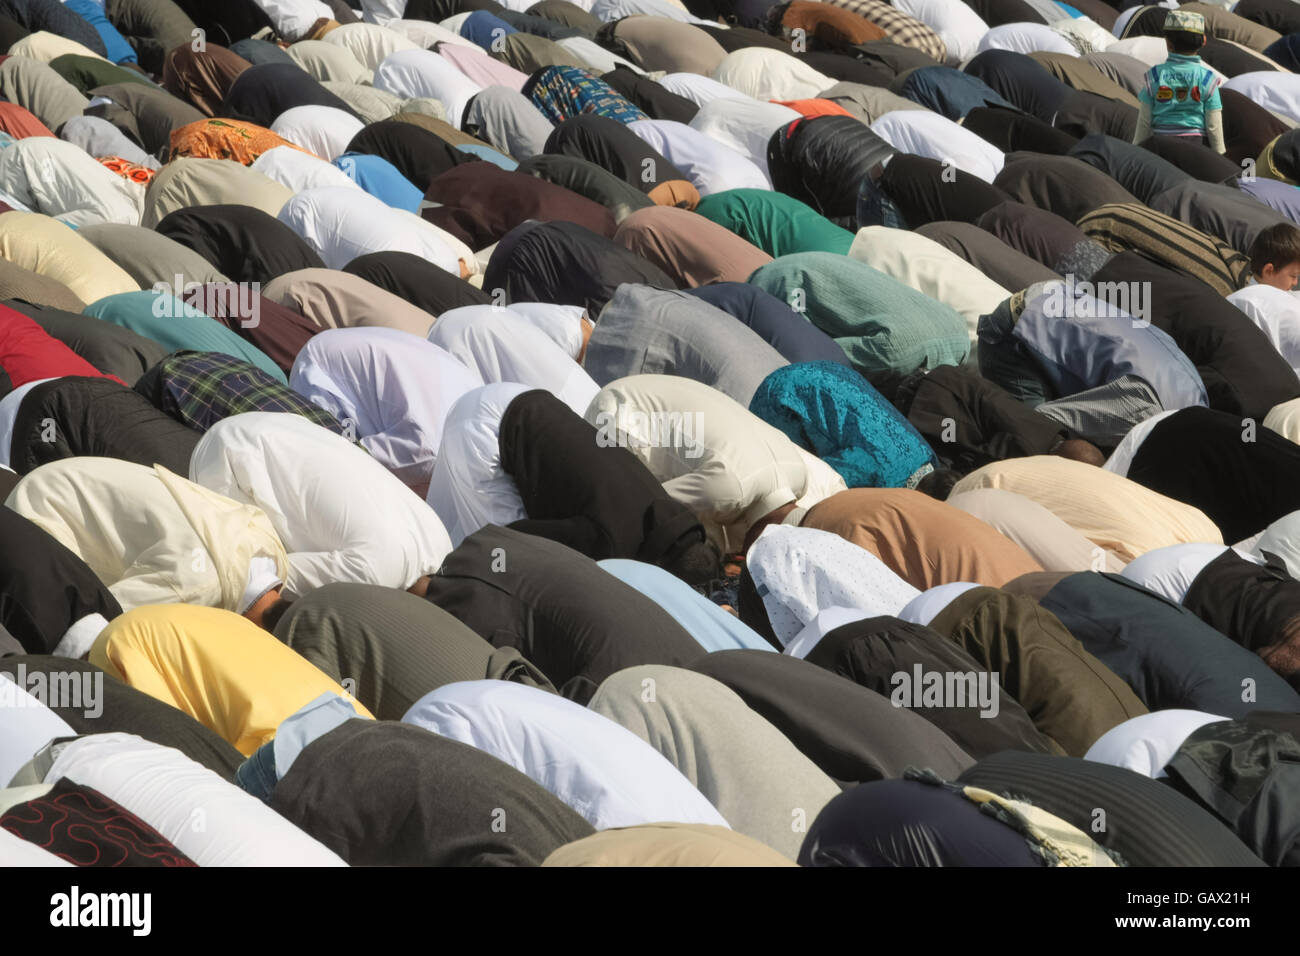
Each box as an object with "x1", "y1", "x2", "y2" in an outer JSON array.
[{"x1": 1164, "y1": 9, "x2": 1206, "y2": 33}]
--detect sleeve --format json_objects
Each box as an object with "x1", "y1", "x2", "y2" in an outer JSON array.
[
  {"x1": 1203, "y1": 69, "x2": 1222, "y2": 112},
  {"x1": 1134, "y1": 100, "x2": 1152, "y2": 144},
  {"x1": 1205, "y1": 107, "x2": 1226, "y2": 155}
]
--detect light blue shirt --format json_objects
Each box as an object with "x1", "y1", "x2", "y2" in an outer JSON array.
[{"x1": 598, "y1": 559, "x2": 775, "y2": 653}]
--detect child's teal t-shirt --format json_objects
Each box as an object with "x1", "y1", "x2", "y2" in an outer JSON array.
[{"x1": 1138, "y1": 52, "x2": 1223, "y2": 135}]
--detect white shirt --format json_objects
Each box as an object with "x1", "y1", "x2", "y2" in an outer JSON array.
[
  {"x1": 711, "y1": 48, "x2": 833, "y2": 102},
  {"x1": 278, "y1": 186, "x2": 464, "y2": 274},
  {"x1": 0, "y1": 673, "x2": 75, "y2": 787},
  {"x1": 783, "y1": 605, "x2": 868, "y2": 660},
  {"x1": 0, "y1": 376, "x2": 54, "y2": 469},
  {"x1": 871, "y1": 109, "x2": 1005, "y2": 184},
  {"x1": 627, "y1": 119, "x2": 772, "y2": 196},
  {"x1": 505, "y1": 303, "x2": 588, "y2": 360},
  {"x1": 659, "y1": 72, "x2": 752, "y2": 108},
  {"x1": 249, "y1": 0, "x2": 333, "y2": 42},
  {"x1": 322, "y1": 21, "x2": 420, "y2": 71},
  {"x1": 251, "y1": 144, "x2": 365, "y2": 195},
  {"x1": 383, "y1": 18, "x2": 479, "y2": 50},
  {"x1": 898, "y1": 581, "x2": 982, "y2": 627},
  {"x1": 402, "y1": 680, "x2": 729, "y2": 830},
  {"x1": 688, "y1": 97, "x2": 801, "y2": 179},
  {"x1": 1226, "y1": 284, "x2": 1300, "y2": 376},
  {"x1": 190, "y1": 412, "x2": 452, "y2": 597},
  {"x1": 428, "y1": 305, "x2": 599, "y2": 415},
  {"x1": 1250, "y1": 509, "x2": 1300, "y2": 580},
  {"x1": 360, "y1": 0, "x2": 407, "y2": 24},
  {"x1": 373, "y1": 49, "x2": 482, "y2": 128},
  {"x1": 1102, "y1": 408, "x2": 1179, "y2": 476},
  {"x1": 0, "y1": 137, "x2": 143, "y2": 227},
  {"x1": 894, "y1": 0, "x2": 989, "y2": 64},
  {"x1": 976, "y1": 21, "x2": 1080, "y2": 56},
  {"x1": 1224, "y1": 71, "x2": 1300, "y2": 125},
  {"x1": 270, "y1": 105, "x2": 365, "y2": 161},
  {"x1": 850, "y1": 226, "x2": 1008, "y2": 337},
  {"x1": 44, "y1": 732, "x2": 346, "y2": 866},
  {"x1": 589, "y1": 0, "x2": 716, "y2": 25},
  {"x1": 425, "y1": 382, "x2": 533, "y2": 547},
  {"x1": 584, "y1": 374, "x2": 847, "y2": 553},
  {"x1": 289, "y1": 326, "x2": 484, "y2": 488},
  {"x1": 1084, "y1": 710, "x2": 1228, "y2": 778},
  {"x1": 1119, "y1": 541, "x2": 1236, "y2": 603},
  {"x1": 746, "y1": 525, "x2": 920, "y2": 648}
]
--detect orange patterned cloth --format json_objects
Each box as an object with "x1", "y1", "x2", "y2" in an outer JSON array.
[
  {"x1": 771, "y1": 98, "x2": 855, "y2": 119},
  {"x1": 169, "y1": 118, "x2": 311, "y2": 165},
  {"x1": 98, "y1": 156, "x2": 156, "y2": 184}
]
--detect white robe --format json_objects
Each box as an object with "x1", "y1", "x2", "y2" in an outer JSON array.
[
  {"x1": 428, "y1": 305, "x2": 599, "y2": 414},
  {"x1": 688, "y1": 97, "x2": 801, "y2": 180},
  {"x1": 270, "y1": 104, "x2": 365, "y2": 161},
  {"x1": 289, "y1": 326, "x2": 484, "y2": 488},
  {"x1": 190, "y1": 412, "x2": 452, "y2": 597},
  {"x1": 424, "y1": 381, "x2": 533, "y2": 546},
  {"x1": 711, "y1": 48, "x2": 833, "y2": 102},
  {"x1": 403, "y1": 680, "x2": 730, "y2": 830},
  {"x1": 44, "y1": 733, "x2": 347, "y2": 866},
  {"x1": 251, "y1": 145, "x2": 364, "y2": 195},
  {"x1": 628, "y1": 118, "x2": 771, "y2": 195},
  {"x1": 373, "y1": 48, "x2": 482, "y2": 127},
  {"x1": 746, "y1": 524, "x2": 920, "y2": 648},
  {"x1": 277, "y1": 185, "x2": 466, "y2": 274},
  {"x1": 894, "y1": 0, "x2": 989, "y2": 63},
  {"x1": 870, "y1": 109, "x2": 1005, "y2": 184},
  {"x1": 0, "y1": 137, "x2": 143, "y2": 227},
  {"x1": 1084, "y1": 710, "x2": 1229, "y2": 778}
]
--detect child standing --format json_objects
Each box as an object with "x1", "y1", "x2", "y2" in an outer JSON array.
[{"x1": 1134, "y1": 10, "x2": 1225, "y2": 154}]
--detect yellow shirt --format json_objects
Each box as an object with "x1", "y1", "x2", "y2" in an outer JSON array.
[{"x1": 90, "y1": 604, "x2": 373, "y2": 756}]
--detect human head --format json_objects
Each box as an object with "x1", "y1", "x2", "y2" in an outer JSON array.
[
  {"x1": 1053, "y1": 438, "x2": 1106, "y2": 467},
  {"x1": 663, "y1": 537, "x2": 722, "y2": 591},
  {"x1": 1249, "y1": 223, "x2": 1300, "y2": 291},
  {"x1": 1163, "y1": 10, "x2": 1207, "y2": 54},
  {"x1": 915, "y1": 468, "x2": 961, "y2": 500}
]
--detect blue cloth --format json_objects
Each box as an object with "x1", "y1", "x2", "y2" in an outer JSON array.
[
  {"x1": 856, "y1": 175, "x2": 910, "y2": 230},
  {"x1": 749, "y1": 361, "x2": 938, "y2": 488},
  {"x1": 1012, "y1": 281, "x2": 1209, "y2": 411},
  {"x1": 897, "y1": 66, "x2": 1017, "y2": 122},
  {"x1": 597, "y1": 559, "x2": 774, "y2": 653},
  {"x1": 83, "y1": 291, "x2": 288, "y2": 384},
  {"x1": 456, "y1": 143, "x2": 518, "y2": 170},
  {"x1": 64, "y1": 0, "x2": 136, "y2": 64},
  {"x1": 1056, "y1": 3, "x2": 1083, "y2": 17},
  {"x1": 332, "y1": 152, "x2": 423, "y2": 212},
  {"x1": 1235, "y1": 176, "x2": 1300, "y2": 225},
  {"x1": 461, "y1": 9, "x2": 516, "y2": 51},
  {"x1": 685, "y1": 282, "x2": 851, "y2": 368},
  {"x1": 1264, "y1": 34, "x2": 1300, "y2": 73}
]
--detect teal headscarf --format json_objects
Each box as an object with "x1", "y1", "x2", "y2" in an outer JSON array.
[{"x1": 83, "y1": 290, "x2": 287, "y2": 384}]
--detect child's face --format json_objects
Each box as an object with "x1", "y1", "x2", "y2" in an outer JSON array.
[{"x1": 1261, "y1": 260, "x2": 1300, "y2": 292}]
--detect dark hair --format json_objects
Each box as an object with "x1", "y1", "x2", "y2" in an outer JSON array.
[
  {"x1": 663, "y1": 538, "x2": 722, "y2": 589},
  {"x1": 1165, "y1": 29, "x2": 1204, "y2": 54},
  {"x1": 1249, "y1": 223, "x2": 1300, "y2": 277},
  {"x1": 260, "y1": 596, "x2": 295, "y2": 634},
  {"x1": 1053, "y1": 438, "x2": 1106, "y2": 467},
  {"x1": 915, "y1": 468, "x2": 961, "y2": 500}
]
